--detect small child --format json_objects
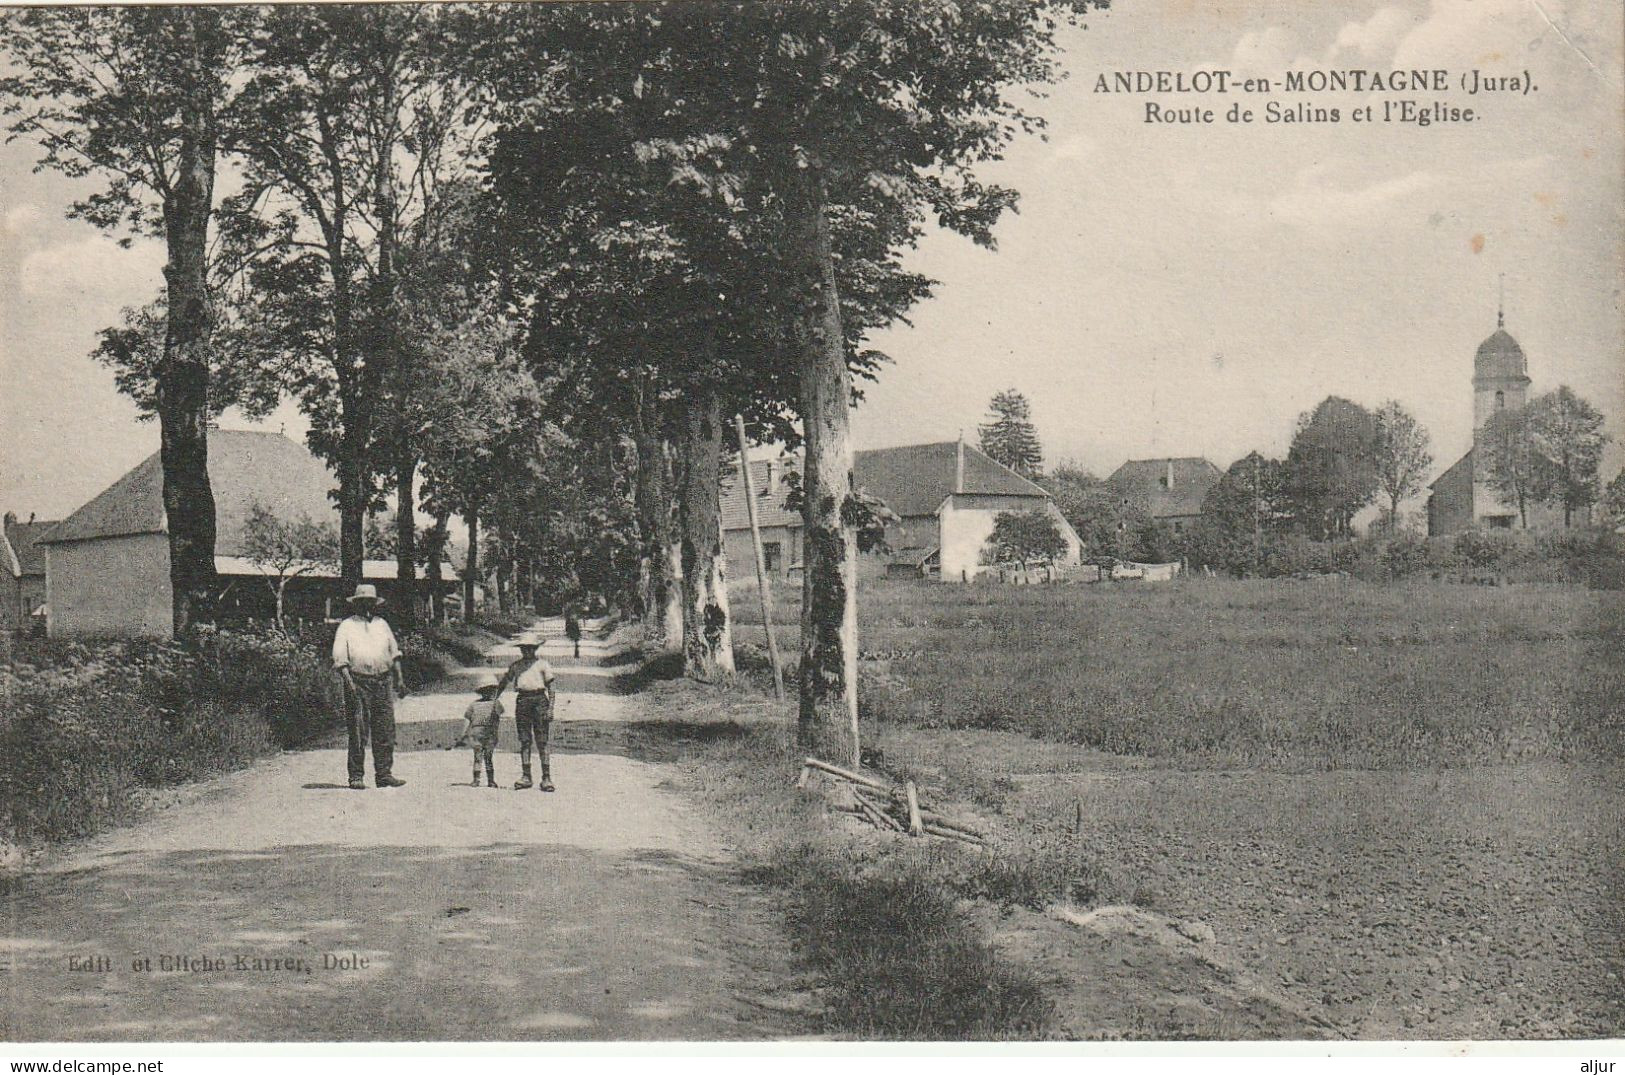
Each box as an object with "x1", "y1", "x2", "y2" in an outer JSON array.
[{"x1": 454, "y1": 672, "x2": 503, "y2": 788}]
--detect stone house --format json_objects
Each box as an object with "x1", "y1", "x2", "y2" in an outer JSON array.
[
  {"x1": 720, "y1": 439, "x2": 1082, "y2": 582},
  {"x1": 1104, "y1": 457, "x2": 1223, "y2": 536},
  {"x1": 2, "y1": 511, "x2": 57, "y2": 633},
  {"x1": 39, "y1": 429, "x2": 456, "y2": 638}
]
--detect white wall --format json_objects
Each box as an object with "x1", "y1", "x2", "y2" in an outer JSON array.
[
  {"x1": 47, "y1": 533, "x2": 172, "y2": 639},
  {"x1": 938, "y1": 495, "x2": 1081, "y2": 582}
]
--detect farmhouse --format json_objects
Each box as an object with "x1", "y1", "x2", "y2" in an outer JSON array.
[
  {"x1": 1427, "y1": 313, "x2": 1583, "y2": 535},
  {"x1": 721, "y1": 438, "x2": 1082, "y2": 582},
  {"x1": 1105, "y1": 456, "x2": 1223, "y2": 534},
  {"x1": 2, "y1": 511, "x2": 57, "y2": 633},
  {"x1": 39, "y1": 429, "x2": 456, "y2": 638}
]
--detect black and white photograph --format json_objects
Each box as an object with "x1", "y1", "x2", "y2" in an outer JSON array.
[{"x1": 0, "y1": 0, "x2": 1621, "y2": 1060}]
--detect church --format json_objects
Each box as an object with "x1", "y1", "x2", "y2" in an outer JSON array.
[{"x1": 1426, "y1": 311, "x2": 1583, "y2": 536}]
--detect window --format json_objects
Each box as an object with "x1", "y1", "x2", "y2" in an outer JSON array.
[
  {"x1": 763, "y1": 542, "x2": 781, "y2": 573},
  {"x1": 1495, "y1": 390, "x2": 1505, "y2": 411}
]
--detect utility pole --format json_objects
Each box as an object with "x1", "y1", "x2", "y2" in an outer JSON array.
[{"x1": 734, "y1": 415, "x2": 785, "y2": 701}]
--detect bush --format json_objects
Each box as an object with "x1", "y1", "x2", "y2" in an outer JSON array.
[
  {"x1": 1, "y1": 626, "x2": 340, "y2": 845},
  {"x1": 1453, "y1": 528, "x2": 1535, "y2": 569}
]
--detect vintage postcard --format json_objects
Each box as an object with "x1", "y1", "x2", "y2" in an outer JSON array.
[{"x1": 0, "y1": 0, "x2": 1620, "y2": 1062}]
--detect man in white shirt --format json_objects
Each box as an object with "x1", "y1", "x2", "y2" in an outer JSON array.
[{"x1": 331, "y1": 584, "x2": 409, "y2": 790}]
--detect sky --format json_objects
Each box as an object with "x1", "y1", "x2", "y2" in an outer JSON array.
[{"x1": 2, "y1": 0, "x2": 1622, "y2": 523}]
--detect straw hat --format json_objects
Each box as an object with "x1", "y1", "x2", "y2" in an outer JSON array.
[
  {"x1": 346, "y1": 583, "x2": 384, "y2": 605},
  {"x1": 515, "y1": 632, "x2": 543, "y2": 649},
  {"x1": 473, "y1": 671, "x2": 500, "y2": 692}
]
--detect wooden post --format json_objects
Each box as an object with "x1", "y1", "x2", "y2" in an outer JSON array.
[
  {"x1": 734, "y1": 415, "x2": 786, "y2": 701},
  {"x1": 904, "y1": 780, "x2": 924, "y2": 837}
]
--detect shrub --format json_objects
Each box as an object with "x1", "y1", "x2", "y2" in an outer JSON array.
[
  {"x1": 1453, "y1": 528, "x2": 1535, "y2": 568},
  {"x1": 1, "y1": 626, "x2": 339, "y2": 845},
  {"x1": 1379, "y1": 534, "x2": 1429, "y2": 579}
]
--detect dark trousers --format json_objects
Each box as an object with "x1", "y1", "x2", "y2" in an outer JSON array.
[
  {"x1": 516, "y1": 692, "x2": 552, "y2": 775},
  {"x1": 346, "y1": 673, "x2": 396, "y2": 782}
]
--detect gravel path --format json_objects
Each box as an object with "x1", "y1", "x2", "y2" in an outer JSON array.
[{"x1": 0, "y1": 623, "x2": 807, "y2": 1042}]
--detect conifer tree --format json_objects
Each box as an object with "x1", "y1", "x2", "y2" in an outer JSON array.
[{"x1": 979, "y1": 389, "x2": 1045, "y2": 478}]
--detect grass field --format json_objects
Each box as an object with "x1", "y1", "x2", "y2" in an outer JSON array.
[
  {"x1": 711, "y1": 573, "x2": 1624, "y2": 1037},
  {"x1": 731, "y1": 575, "x2": 1624, "y2": 769}
]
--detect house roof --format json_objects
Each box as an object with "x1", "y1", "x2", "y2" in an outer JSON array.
[
  {"x1": 1429, "y1": 449, "x2": 1474, "y2": 491},
  {"x1": 3, "y1": 516, "x2": 58, "y2": 577},
  {"x1": 856, "y1": 441, "x2": 1048, "y2": 517},
  {"x1": 720, "y1": 458, "x2": 802, "y2": 531},
  {"x1": 1105, "y1": 457, "x2": 1223, "y2": 519},
  {"x1": 42, "y1": 429, "x2": 341, "y2": 555},
  {"x1": 720, "y1": 441, "x2": 1051, "y2": 531}
]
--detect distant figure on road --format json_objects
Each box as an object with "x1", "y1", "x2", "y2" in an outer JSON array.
[
  {"x1": 331, "y1": 583, "x2": 408, "y2": 790},
  {"x1": 454, "y1": 671, "x2": 503, "y2": 788},
  {"x1": 495, "y1": 632, "x2": 556, "y2": 791},
  {"x1": 565, "y1": 609, "x2": 582, "y2": 659}
]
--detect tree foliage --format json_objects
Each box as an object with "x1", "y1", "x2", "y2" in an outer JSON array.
[
  {"x1": 1372, "y1": 400, "x2": 1432, "y2": 533},
  {"x1": 1283, "y1": 396, "x2": 1380, "y2": 540},
  {"x1": 1525, "y1": 385, "x2": 1608, "y2": 527},
  {"x1": 985, "y1": 510, "x2": 1068, "y2": 568},
  {"x1": 979, "y1": 389, "x2": 1045, "y2": 478}
]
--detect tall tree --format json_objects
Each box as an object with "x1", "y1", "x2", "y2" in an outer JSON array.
[
  {"x1": 0, "y1": 7, "x2": 243, "y2": 635},
  {"x1": 1526, "y1": 385, "x2": 1608, "y2": 527},
  {"x1": 1479, "y1": 403, "x2": 1536, "y2": 529},
  {"x1": 1600, "y1": 470, "x2": 1625, "y2": 531},
  {"x1": 980, "y1": 389, "x2": 1045, "y2": 478},
  {"x1": 1188, "y1": 451, "x2": 1290, "y2": 576},
  {"x1": 1372, "y1": 400, "x2": 1433, "y2": 534},
  {"x1": 221, "y1": 5, "x2": 473, "y2": 599},
  {"x1": 1283, "y1": 396, "x2": 1381, "y2": 540}
]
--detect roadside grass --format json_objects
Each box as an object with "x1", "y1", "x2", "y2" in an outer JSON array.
[
  {"x1": 647, "y1": 679, "x2": 1112, "y2": 1039},
  {"x1": 732, "y1": 576, "x2": 1624, "y2": 769}
]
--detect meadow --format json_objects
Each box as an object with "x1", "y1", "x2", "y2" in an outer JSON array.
[
  {"x1": 731, "y1": 575, "x2": 1624, "y2": 769},
  {"x1": 714, "y1": 573, "x2": 1624, "y2": 1037}
]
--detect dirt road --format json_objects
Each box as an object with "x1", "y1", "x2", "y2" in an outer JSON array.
[{"x1": 0, "y1": 623, "x2": 806, "y2": 1042}]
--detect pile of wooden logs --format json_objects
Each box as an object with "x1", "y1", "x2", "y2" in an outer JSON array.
[{"x1": 796, "y1": 757, "x2": 985, "y2": 845}]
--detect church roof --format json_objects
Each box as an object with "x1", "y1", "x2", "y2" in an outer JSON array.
[{"x1": 1474, "y1": 326, "x2": 1528, "y2": 383}]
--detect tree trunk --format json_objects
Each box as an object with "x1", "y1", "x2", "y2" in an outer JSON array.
[
  {"x1": 426, "y1": 510, "x2": 448, "y2": 626},
  {"x1": 463, "y1": 508, "x2": 479, "y2": 621},
  {"x1": 787, "y1": 168, "x2": 859, "y2": 763},
  {"x1": 337, "y1": 421, "x2": 368, "y2": 592},
  {"x1": 632, "y1": 386, "x2": 680, "y2": 646},
  {"x1": 677, "y1": 386, "x2": 734, "y2": 680},
  {"x1": 495, "y1": 527, "x2": 511, "y2": 614},
  {"x1": 157, "y1": 9, "x2": 220, "y2": 638},
  {"x1": 274, "y1": 578, "x2": 287, "y2": 631},
  {"x1": 394, "y1": 452, "x2": 417, "y2": 631}
]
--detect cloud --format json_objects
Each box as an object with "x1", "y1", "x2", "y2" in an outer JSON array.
[
  {"x1": 18, "y1": 234, "x2": 163, "y2": 303},
  {"x1": 3, "y1": 203, "x2": 42, "y2": 236},
  {"x1": 1264, "y1": 165, "x2": 1446, "y2": 229},
  {"x1": 1229, "y1": 27, "x2": 1302, "y2": 74},
  {"x1": 1328, "y1": 6, "x2": 1421, "y2": 63}
]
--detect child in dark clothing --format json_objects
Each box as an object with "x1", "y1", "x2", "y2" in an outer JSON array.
[{"x1": 454, "y1": 672, "x2": 503, "y2": 787}]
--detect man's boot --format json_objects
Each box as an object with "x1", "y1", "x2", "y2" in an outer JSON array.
[
  {"x1": 514, "y1": 763, "x2": 533, "y2": 790},
  {"x1": 539, "y1": 766, "x2": 555, "y2": 793}
]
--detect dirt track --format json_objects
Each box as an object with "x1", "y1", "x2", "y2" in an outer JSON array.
[{"x1": 0, "y1": 624, "x2": 807, "y2": 1042}]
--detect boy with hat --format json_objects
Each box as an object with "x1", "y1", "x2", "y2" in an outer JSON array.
[
  {"x1": 493, "y1": 632, "x2": 556, "y2": 790},
  {"x1": 331, "y1": 583, "x2": 408, "y2": 790},
  {"x1": 454, "y1": 671, "x2": 503, "y2": 788}
]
